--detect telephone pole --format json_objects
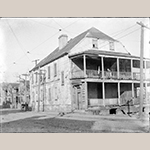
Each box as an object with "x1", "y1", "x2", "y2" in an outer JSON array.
[
  {"x1": 35, "y1": 68, "x2": 46, "y2": 112},
  {"x1": 137, "y1": 22, "x2": 150, "y2": 119},
  {"x1": 22, "y1": 74, "x2": 29, "y2": 104},
  {"x1": 32, "y1": 59, "x2": 40, "y2": 66}
]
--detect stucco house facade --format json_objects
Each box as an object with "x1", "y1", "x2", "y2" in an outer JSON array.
[{"x1": 29, "y1": 27, "x2": 150, "y2": 112}]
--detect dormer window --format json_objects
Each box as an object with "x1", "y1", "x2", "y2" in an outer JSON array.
[
  {"x1": 92, "y1": 39, "x2": 98, "y2": 48},
  {"x1": 109, "y1": 41, "x2": 114, "y2": 51}
]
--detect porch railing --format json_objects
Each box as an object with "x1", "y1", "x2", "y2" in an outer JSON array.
[
  {"x1": 119, "y1": 72, "x2": 132, "y2": 80},
  {"x1": 86, "y1": 70, "x2": 102, "y2": 78},
  {"x1": 103, "y1": 71, "x2": 117, "y2": 79},
  {"x1": 71, "y1": 69, "x2": 143, "y2": 80},
  {"x1": 133, "y1": 72, "x2": 146, "y2": 80}
]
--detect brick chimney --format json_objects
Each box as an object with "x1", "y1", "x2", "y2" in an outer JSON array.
[{"x1": 58, "y1": 34, "x2": 68, "y2": 50}]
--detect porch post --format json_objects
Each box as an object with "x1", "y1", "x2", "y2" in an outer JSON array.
[
  {"x1": 102, "y1": 81, "x2": 105, "y2": 106},
  {"x1": 83, "y1": 54, "x2": 87, "y2": 78},
  {"x1": 132, "y1": 82, "x2": 135, "y2": 98},
  {"x1": 101, "y1": 56, "x2": 104, "y2": 78},
  {"x1": 84, "y1": 81, "x2": 88, "y2": 109},
  {"x1": 145, "y1": 61, "x2": 148, "y2": 102},
  {"x1": 131, "y1": 59, "x2": 133, "y2": 79},
  {"x1": 117, "y1": 58, "x2": 120, "y2": 79},
  {"x1": 118, "y1": 82, "x2": 120, "y2": 105}
]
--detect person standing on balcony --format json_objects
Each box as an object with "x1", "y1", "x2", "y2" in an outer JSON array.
[
  {"x1": 107, "y1": 68, "x2": 112, "y2": 78},
  {"x1": 98, "y1": 66, "x2": 101, "y2": 77}
]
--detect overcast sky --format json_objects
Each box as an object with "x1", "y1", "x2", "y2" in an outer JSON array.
[{"x1": 0, "y1": 18, "x2": 150, "y2": 83}]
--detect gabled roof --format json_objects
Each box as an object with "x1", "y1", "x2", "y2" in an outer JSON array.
[
  {"x1": 30, "y1": 27, "x2": 117, "y2": 71},
  {"x1": 86, "y1": 27, "x2": 116, "y2": 41}
]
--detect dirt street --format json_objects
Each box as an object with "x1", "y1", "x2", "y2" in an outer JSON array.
[{"x1": 0, "y1": 109, "x2": 149, "y2": 133}]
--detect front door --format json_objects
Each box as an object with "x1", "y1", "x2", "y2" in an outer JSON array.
[{"x1": 73, "y1": 85, "x2": 82, "y2": 110}]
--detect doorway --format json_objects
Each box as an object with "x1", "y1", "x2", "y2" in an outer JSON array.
[{"x1": 73, "y1": 85, "x2": 82, "y2": 110}]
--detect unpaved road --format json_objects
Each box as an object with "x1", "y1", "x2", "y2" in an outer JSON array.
[{"x1": 0, "y1": 109, "x2": 149, "y2": 133}]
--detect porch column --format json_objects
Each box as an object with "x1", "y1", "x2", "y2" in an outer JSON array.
[
  {"x1": 84, "y1": 81, "x2": 88, "y2": 109},
  {"x1": 132, "y1": 82, "x2": 135, "y2": 97},
  {"x1": 117, "y1": 58, "x2": 120, "y2": 79},
  {"x1": 145, "y1": 82, "x2": 148, "y2": 103},
  {"x1": 101, "y1": 56, "x2": 104, "y2": 78},
  {"x1": 102, "y1": 81, "x2": 105, "y2": 106},
  {"x1": 132, "y1": 82, "x2": 135, "y2": 105},
  {"x1": 131, "y1": 59, "x2": 133, "y2": 79},
  {"x1": 118, "y1": 82, "x2": 120, "y2": 105},
  {"x1": 145, "y1": 61, "x2": 148, "y2": 102},
  {"x1": 83, "y1": 54, "x2": 87, "y2": 78}
]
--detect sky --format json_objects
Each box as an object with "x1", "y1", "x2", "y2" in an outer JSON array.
[{"x1": 0, "y1": 18, "x2": 150, "y2": 83}]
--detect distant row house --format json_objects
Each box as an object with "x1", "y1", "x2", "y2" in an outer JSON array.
[
  {"x1": 0, "y1": 83, "x2": 19, "y2": 108},
  {"x1": 0, "y1": 81, "x2": 30, "y2": 108},
  {"x1": 29, "y1": 27, "x2": 150, "y2": 112}
]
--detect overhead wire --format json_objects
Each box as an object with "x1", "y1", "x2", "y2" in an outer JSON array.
[
  {"x1": 99, "y1": 27, "x2": 141, "y2": 53},
  {"x1": 9, "y1": 20, "x2": 140, "y2": 68},
  {"x1": 30, "y1": 19, "x2": 58, "y2": 30},
  {"x1": 5, "y1": 19, "x2": 31, "y2": 62},
  {"x1": 11, "y1": 19, "x2": 81, "y2": 64},
  {"x1": 110, "y1": 24, "x2": 137, "y2": 37}
]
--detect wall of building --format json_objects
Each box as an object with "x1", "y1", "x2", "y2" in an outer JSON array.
[{"x1": 30, "y1": 55, "x2": 72, "y2": 112}]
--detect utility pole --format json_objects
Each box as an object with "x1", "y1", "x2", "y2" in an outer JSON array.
[
  {"x1": 32, "y1": 59, "x2": 40, "y2": 66},
  {"x1": 42, "y1": 70, "x2": 46, "y2": 112},
  {"x1": 38, "y1": 68, "x2": 41, "y2": 112},
  {"x1": 22, "y1": 74, "x2": 29, "y2": 104},
  {"x1": 137, "y1": 22, "x2": 150, "y2": 119}
]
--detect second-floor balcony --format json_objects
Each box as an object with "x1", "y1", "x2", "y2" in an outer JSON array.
[
  {"x1": 70, "y1": 52, "x2": 150, "y2": 81},
  {"x1": 72, "y1": 69, "x2": 136, "y2": 80}
]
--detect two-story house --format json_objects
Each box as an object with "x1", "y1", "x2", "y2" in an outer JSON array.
[{"x1": 29, "y1": 27, "x2": 150, "y2": 112}]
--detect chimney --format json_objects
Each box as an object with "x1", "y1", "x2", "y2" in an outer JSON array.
[{"x1": 58, "y1": 34, "x2": 68, "y2": 50}]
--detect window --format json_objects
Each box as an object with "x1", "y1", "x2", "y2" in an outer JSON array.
[
  {"x1": 48, "y1": 88, "x2": 51, "y2": 101},
  {"x1": 146, "y1": 61, "x2": 150, "y2": 68},
  {"x1": 40, "y1": 89, "x2": 43, "y2": 100},
  {"x1": 36, "y1": 73, "x2": 37, "y2": 83},
  {"x1": 109, "y1": 41, "x2": 114, "y2": 51},
  {"x1": 32, "y1": 74, "x2": 34, "y2": 84},
  {"x1": 54, "y1": 63, "x2": 57, "y2": 77},
  {"x1": 48, "y1": 66, "x2": 50, "y2": 79},
  {"x1": 61, "y1": 71, "x2": 64, "y2": 86},
  {"x1": 55, "y1": 86, "x2": 57, "y2": 100},
  {"x1": 133, "y1": 60, "x2": 140, "y2": 68},
  {"x1": 92, "y1": 39, "x2": 98, "y2": 48}
]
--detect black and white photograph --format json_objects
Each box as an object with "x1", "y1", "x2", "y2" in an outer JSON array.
[{"x1": 0, "y1": 17, "x2": 150, "y2": 133}]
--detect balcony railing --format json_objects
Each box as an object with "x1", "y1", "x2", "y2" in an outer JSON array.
[
  {"x1": 86, "y1": 70, "x2": 101, "y2": 78},
  {"x1": 103, "y1": 71, "x2": 117, "y2": 79},
  {"x1": 119, "y1": 72, "x2": 132, "y2": 80},
  {"x1": 71, "y1": 69, "x2": 143, "y2": 80},
  {"x1": 133, "y1": 72, "x2": 147, "y2": 80}
]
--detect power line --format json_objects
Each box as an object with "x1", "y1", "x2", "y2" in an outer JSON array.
[
  {"x1": 30, "y1": 19, "x2": 58, "y2": 30},
  {"x1": 63, "y1": 19, "x2": 80, "y2": 29},
  {"x1": 29, "y1": 31, "x2": 59, "y2": 52},
  {"x1": 117, "y1": 28, "x2": 140, "y2": 39},
  {"x1": 5, "y1": 20, "x2": 31, "y2": 62},
  {"x1": 52, "y1": 19, "x2": 74, "y2": 37},
  {"x1": 99, "y1": 27, "x2": 140, "y2": 51},
  {"x1": 110, "y1": 24, "x2": 137, "y2": 37}
]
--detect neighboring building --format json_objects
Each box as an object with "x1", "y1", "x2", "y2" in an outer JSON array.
[
  {"x1": 29, "y1": 27, "x2": 150, "y2": 112},
  {"x1": 0, "y1": 82, "x2": 20, "y2": 108}
]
